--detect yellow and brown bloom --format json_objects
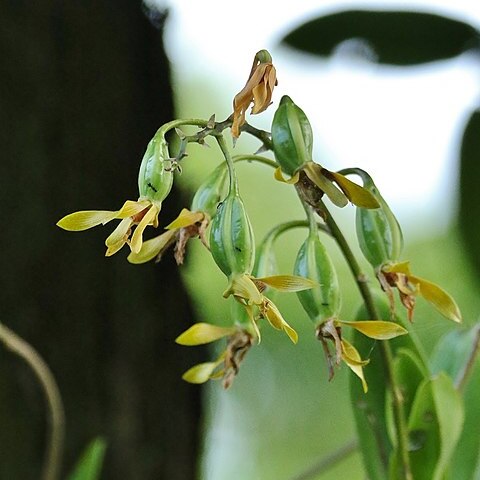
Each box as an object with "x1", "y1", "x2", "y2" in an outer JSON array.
[
  {"x1": 176, "y1": 303, "x2": 256, "y2": 389},
  {"x1": 378, "y1": 261, "x2": 462, "y2": 323},
  {"x1": 317, "y1": 318, "x2": 408, "y2": 392},
  {"x1": 127, "y1": 208, "x2": 210, "y2": 265},
  {"x1": 57, "y1": 199, "x2": 162, "y2": 256},
  {"x1": 224, "y1": 273, "x2": 317, "y2": 343},
  {"x1": 231, "y1": 50, "x2": 277, "y2": 138}
]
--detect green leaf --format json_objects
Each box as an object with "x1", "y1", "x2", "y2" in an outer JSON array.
[
  {"x1": 430, "y1": 325, "x2": 480, "y2": 480},
  {"x1": 349, "y1": 293, "x2": 428, "y2": 480},
  {"x1": 394, "y1": 348, "x2": 428, "y2": 421},
  {"x1": 405, "y1": 374, "x2": 464, "y2": 480},
  {"x1": 67, "y1": 437, "x2": 107, "y2": 480},
  {"x1": 280, "y1": 10, "x2": 480, "y2": 66}
]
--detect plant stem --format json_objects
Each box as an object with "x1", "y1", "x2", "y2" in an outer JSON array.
[
  {"x1": 316, "y1": 199, "x2": 412, "y2": 480},
  {"x1": 0, "y1": 323, "x2": 65, "y2": 480},
  {"x1": 216, "y1": 135, "x2": 238, "y2": 193},
  {"x1": 232, "y1": 154, "x2": 278, "y2": 169}
]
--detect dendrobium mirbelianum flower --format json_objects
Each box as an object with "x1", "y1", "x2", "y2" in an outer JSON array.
[
  {"x1": 209, "y1": 178, "x2": 316, "y2": 343},
  {"x1": 57, "y1": 136, "x2": 174, "y2": 256},
  {"x1": 231, "y1": 49, "x2": 277, "y2": 138},
  {"x1": 379, "y1": 261, "x2": 462, "y2": 323},
  {"x1": 294, "y1": 222, "x2": 407, "y2": 391},
  {"x1": 57, "y1": 46, "x2": 464, "y2": 414},
  {"x1": 352, "y1": 168, "x2": 462, "y2": 323},
  {"x1": 128, "y1": 162, "x2": 228, "y2": 264},
  {"x1": 272, "y1": 96, "x2": 380, "y2": 210}
]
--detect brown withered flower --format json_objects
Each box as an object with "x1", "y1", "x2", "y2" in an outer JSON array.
[{"x1": 231, "y1": 50, "x2": 277, "y2": 138}]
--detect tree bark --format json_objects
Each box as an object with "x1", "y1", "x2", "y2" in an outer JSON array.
[{"x1": 0, "y1": 1, "x2": 203, "y2": 479}]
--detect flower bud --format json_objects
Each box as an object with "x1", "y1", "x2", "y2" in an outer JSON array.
[
  {"x1": 190, "y1": 164, "x2": 228, "y2": 218},
  {"x1": 355, "y1": 174, "x2": 403, "y2": 269},
  {"x1": 271, "y1": 95, "x2": 313, "y2": 176},
  {"x1": 137, "y1": 137, "x2": 174, "y2": 203},
  {"x1": 209, "y1": 190, "x2": 255, "y2": 277},
  {"x1": 294, "y1": 232, "x2": 341, "y2": 325}
]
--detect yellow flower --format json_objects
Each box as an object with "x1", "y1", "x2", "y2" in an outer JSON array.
[
  {"x1": 57, "y1": 199, "x2": 162, "y2": 256},
  {"x1": 379, "y1": 261, "x2": 462, "y2": 323},
  {"x1": 224, "y1": 273, "x2": 317, "y2": 343},
  {"x1": 127, "y1": 208, "x2": 210, "y2": 265},
  {"x1": 176, "y1": 319, "x2": 255, "y2": 389},
  {"x1": 317, "y1": 318, "x2": 408, "y2": 393},
  {"x1": 275, "y1": 164, "x2": 379, "y2": 209},
  {"x1": 231, "y1": 50, "x2": 277, "y2": 138}
]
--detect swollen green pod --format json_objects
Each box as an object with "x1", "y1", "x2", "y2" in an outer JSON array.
[
  {"x1": 191, "y1": 164, "x2": 228, "y2": 217},
  {"x1": 137, "y1": 137, "x2": 174, "y2": 202},
  {"x1": 209, "y1": 190, "x2": 255, "y2": 277},
  {"x1": 356, "y1": 174, "x2": 403, "y2": 268},
  {"x1": 271, "y1": 95, "x2": 313, "y2": 176},
  {"x1": 294, "y1": 231, "x2": 341, "y2": 325}
]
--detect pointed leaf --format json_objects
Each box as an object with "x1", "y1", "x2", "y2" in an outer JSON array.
[
  {"x1": 430, "y1": 326, "x2": 480, "y2": 480},
  {"x1": 256, "y1": 274, "x2": 317, "y2": 292},
  {"x1": 330, "y1": 171, "x2": 379, "y2": 208},
  {"x1": 410, "y1": 275, "x2": 462, "y2": 323},
  {"x1": 67, "y1": 437, "x2": 107, "y2": 480},
  {"x1": 175, "y1": 323, "x2": 236, "y2": 346},
  {"x1": 339, "y1": 320, "x2": 408, "y2": 340}
]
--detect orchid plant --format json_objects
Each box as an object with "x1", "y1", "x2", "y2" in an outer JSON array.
[{"x1": 54, "y1": 50, "x2": 478, "y2": 480}]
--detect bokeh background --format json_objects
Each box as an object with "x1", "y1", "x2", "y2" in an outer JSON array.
[{"x1": 1, "y1": 1, "x2": 479, "y2": 479}]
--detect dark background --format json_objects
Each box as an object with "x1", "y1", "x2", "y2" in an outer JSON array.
[{"x1": 0, "y1": 2, "x2": 203, "y2": 479}]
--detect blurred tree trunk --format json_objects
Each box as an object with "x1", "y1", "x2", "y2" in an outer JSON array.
[{"x1": 0, "y1": 2, "x2": 204, "y2": 479}]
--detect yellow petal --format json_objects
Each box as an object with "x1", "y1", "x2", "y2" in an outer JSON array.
[
  {"x1": 338, "y1": 320, "x2": 408, "y2": 340},
  {"x1": 166, "y1": 208, "x2": 204, "y2": 230},
  {"x1": 303, "y1": 163, "x2": 348, "y2": 207},
  {"x1": 57, "y1": 210, "x2": 120, "y2": 231},
  {"x1": 383, "y1": 261, "x2": 412, "y2": 275},
  {"x1": 341, "y1": 339, "x2": 369, "y2": 393},
  {"x1": 409, "y1": 275, "x2": 462, "y2": 323},
  {"x1": 256, "y1": 274, "x2": 317, "y2": 292},
  {"x1": 127, "y1": 230, "x2": 177, "y2": 264},
  {"x1": 274, "y1": 167, "x2": 300, "y2": 184},
  {"x1": 116, "y1": 200, "x2": 151, "y2": 218},
  {"x1": 329, "y1": 172, "x2": 380, "y2": 208},
  {"x1": 175, "y1": 323, "x2": 236, "y2": 346},
  {"x1": 130, "y1": 204, "x2": 159, "y2": 254},
  {"x1": 105, "y1": 217, "x2": 133, "y2": 248},
  {"x1": 182, "y1": 362, "x2": 219, "y2": 384},
  {"x1": 264, "y1": 300, "x2": 298, "y2": 344},
  {"x1": 224, "y1": 274, "x2": 263, "y2": 305}
]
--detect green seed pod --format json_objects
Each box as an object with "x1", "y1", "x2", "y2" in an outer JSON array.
[
  {"x1": 356, "y1": 175, "x2": 403, "y2": 269},
  {"x1": 190, "y1": 164, "x2": 228, "y2": 217},
  {"x1": 137, "y1": 137, "x2": 174, "y2": 202},
  {"x1": 209, "y1": 190, "x2": 255, "y2": 277},
  {"x1": 294, "y1": 232, "x2": 341, "y2": 325},
  {"x1": 271, "y1": 95, "x2": 314, "y2": 176}
]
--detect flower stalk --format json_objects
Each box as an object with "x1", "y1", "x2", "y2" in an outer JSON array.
[{"x1": 313, "y1": 198, "x2": 412, "y2": 479}]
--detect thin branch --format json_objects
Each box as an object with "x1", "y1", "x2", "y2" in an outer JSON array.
[{"x1": 0, "y1": 323, "x2": 65, "y2": 480}]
